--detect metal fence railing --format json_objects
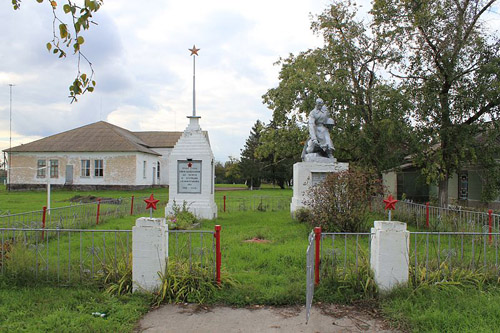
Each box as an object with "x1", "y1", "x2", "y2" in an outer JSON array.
[
  {"x1": 319, "y1": 232, "x2": 372, "y2": 277},
  {"x1": 0, "y1": 227, "x2": 216, "y2": 286},
  {"x1": 0, "y1": 196, "x2": 153, "y2": 230},
  {"x1": 372, "y1": 198, "x2": 500, "y2": 232},
  {"x1": 410, "y1": 231, "x2": 500, "y2": 275},
  {"x1": 216, "y1": 195, "x2": 291, "y2": 213}
]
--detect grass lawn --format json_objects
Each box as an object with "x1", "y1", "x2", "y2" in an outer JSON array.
[
  {"x1": 381, "y1": 285, "x2": 500, "y2": 332},
  {"x1": 0, "y1": 283, "x2": 150, "y2": 332},
  {"x1": 2, "y1": 186, "x2": 500, "y2": 332}
]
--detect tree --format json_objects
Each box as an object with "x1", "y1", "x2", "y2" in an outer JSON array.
[
  {"x1": 224, "y1": 157, "x2": 243, "y2": 184},
  {"x1": 11, "y1": 0, "x2": 102, "y2": 102},
  {"x1": 256, "y1": 120, "x2": 306, "y2": 188},
  {"x1": 240, "y1": 120, "x2": 266, "y2": 189},
  {"x1": 372, "y1": 0, "x2": 500, "y2": 206},
  {"x1": 263, "y1": 0, "x2": 414, "y2": 175}
]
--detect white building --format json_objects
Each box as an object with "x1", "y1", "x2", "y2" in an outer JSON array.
[{"x1": 3, "y1": 121, "x2": 190, "y2": 190}]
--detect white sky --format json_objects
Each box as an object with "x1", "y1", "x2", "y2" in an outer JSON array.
[{"x1": 0, "y1": 1, "x2": 499, "y2": 162}]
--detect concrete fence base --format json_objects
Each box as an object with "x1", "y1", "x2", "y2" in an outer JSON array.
[
  {"x1": 370, "y1": 221, "x2": 409, "y2": 291},
  {"x1": 132, "y1": 217, "x2": 168, "y2": 292}
]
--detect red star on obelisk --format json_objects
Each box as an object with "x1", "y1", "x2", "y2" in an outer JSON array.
[{"x1": 144, "y1": 194, "x2": 160, "y2": 218}]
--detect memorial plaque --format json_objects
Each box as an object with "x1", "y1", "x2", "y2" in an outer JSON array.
[
  {"x1": 178, "y1": 161, "x2": 202, "y2": 193},
  {"x1": 311, "y1": 172, "x2": 329, "y2": 186}
]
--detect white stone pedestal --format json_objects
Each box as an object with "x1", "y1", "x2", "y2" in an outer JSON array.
[
  {"x1": 165, "y1": 116, "x2": 217, "y2": 220},
  {"x1": 370, "y1": 221, "x2": 409, "y2": 291},
  {"x1": 132, "y1": 217, "x2": 168, "y2": 292},
  {"x1": 290, "y1": 161, "x2": 349, "y2": 216}
]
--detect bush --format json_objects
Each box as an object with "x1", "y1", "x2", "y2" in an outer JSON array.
[
  {"x1": 167, "y1": 201, "x2": 197, "y2": 230},
  {"x1": 294, "y1": 207, "x2": 312, "y2": 223},
  {"x1": 304, "y1": 168, "x2": 383, "y2": 232}
]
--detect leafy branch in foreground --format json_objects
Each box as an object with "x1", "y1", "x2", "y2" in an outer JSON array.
[{"x1": 11, "y1": 0, "x2": 102, "y2": 102}]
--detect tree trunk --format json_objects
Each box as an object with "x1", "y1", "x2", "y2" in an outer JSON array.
[{"x1": 438, "y1": 175, "x2": 449, "y2": 208}]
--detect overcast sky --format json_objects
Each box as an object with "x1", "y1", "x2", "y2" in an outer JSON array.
[{"x1": 1, "y1": 1, "x2": 499, "y2": 162}]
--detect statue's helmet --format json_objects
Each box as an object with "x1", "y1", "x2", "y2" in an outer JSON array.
[{"x1": 315, "y1": 98, "x2": 324, "y2": 105}]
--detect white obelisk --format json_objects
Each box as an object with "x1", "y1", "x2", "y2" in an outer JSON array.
[{"x1": 165, "y1": 45, "x2": 217, "y2": 220}]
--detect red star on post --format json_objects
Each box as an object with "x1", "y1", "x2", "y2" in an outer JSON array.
[
  {"x1": 187, "y1": 162, "x2": 193, "y2": 168},
  {"x1": 383, "y1": 194, "x2": 398, "y2": 210},
  {"x1": 144, "y1": 194, "x2": 160, "y2": 211},
  {"x1": 189, "y1": 45, "x2": 200, "y2": 56}
]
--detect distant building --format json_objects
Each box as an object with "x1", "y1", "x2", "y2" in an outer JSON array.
[
  {"x1": 3, "y1": 121, "x2": 188, "y2": 190},
  {"x1": 383, "y1": 160, "x2": 500, "y2": 209}
]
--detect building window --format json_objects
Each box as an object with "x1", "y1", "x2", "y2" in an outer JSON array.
[
  {"x1": 157, "y1": 162, "x2": 160, "y2": 179},
  {"x1": 37, "y1": 160, "x2": 46, "y2": 178},
  {"x1": 143, "y1": 161, "x2": 147, "y2": 178},
  {"x1": 81, "y1": 159, "x2": 90, "y2": 177},
  {"x1": 50, "y1": 160, "x2": 58, "y2": 178},
  {"x1": 94, "y1": 159, "x2": 103, "y2": 177}
]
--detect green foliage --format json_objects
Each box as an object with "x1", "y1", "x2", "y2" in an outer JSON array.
[
  {"x1": 263, "y1": 0, "x2": 414, "y2": 174},
  {"x1": 214, "y1": 157, "x2": 243, "y2": 184},
  {"x1": 151, "y1": 260, "x2": 234, "y2": 305},
  {"x1": 99, "y1": 253, "x2": 133, "y2": 296},
  {"x1": 11, "y1": 0, "x2": 102, "y2": 102},
  {"x1": 305, "y1": 168, "x2": 383, "y2": 232},
  {"x1": 256, "y1": 120, "x2": 305, "y2": 189},
  {"x1": 240, "y1": 120, "x2": 266, "y2": 189},
  {"x1": 167, "y1": 200, "x2": 198, "y2": 230},
  {"x1": 316, "y1": 259, "x2": 377, "y2": 303},
  {"x1": 372, "y1": 0, "x2": 500, "y2": 207},
  {"x1": 294, "y1": 207, "x2": 312, "y2": 223}
]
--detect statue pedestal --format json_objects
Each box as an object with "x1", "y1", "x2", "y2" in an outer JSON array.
[
  {"x1": 165, "y1": 117, "x2": 217, "y2": 220},
  {"x1": 290, "y1": 161, "x2": 349, "y2": 217}
]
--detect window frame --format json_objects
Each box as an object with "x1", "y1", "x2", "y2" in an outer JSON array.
[
  {"x1": 37, "y1": 159, "x2": 46, "y2": 178},
  {"x1": 94, "y1": 159, "x2": 104, "y2": 178},
  {"x1": 49, "y1": 159, "x2": 58, "y2": 178},
  {"x1": 81, "y1": 159, "x2": 91, "y2": 177}
]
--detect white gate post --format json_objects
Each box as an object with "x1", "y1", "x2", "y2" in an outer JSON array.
[
  {"x1": 370, "y1": 221, "x2": 409, "y2": 291},
  {"x1": 132, "y1": 217, "x2": 168, "y2": 292}
]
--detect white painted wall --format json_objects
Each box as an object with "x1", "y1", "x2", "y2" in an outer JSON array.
[
  {"x1": 134, "y1": 153, "x2": 162, "y2": 186},
  {"x1": 153, "y1": 148, "x2": 173, "y2": 185}
]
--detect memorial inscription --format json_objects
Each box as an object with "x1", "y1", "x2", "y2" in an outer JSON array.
[
  {"x1": 178, "y1": 161, "x2": 202, "y2": 193},
  {"x1": 311, "y1": 172, "x2": 329, "y2": 186}
]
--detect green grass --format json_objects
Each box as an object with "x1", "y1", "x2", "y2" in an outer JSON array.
[
  {"x1": 2, "y1": 187, "x2": 500, "y2": 331},
  {"x1": 0, "y1": 284, "x2": 150, "y2": 332},
  {"x1": 381, "y1": 285, "x2": 500, "y2": 332},
  {"x1": 205, "y1": 210, "x2": 311, "y2": 305},
  {"x1": 0, "y1": 187, "x2": 169, "y2": 214}
]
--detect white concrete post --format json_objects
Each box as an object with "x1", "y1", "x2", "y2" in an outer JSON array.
[
  {"x1": 370, "y1": 221, "x2": 409, "y2": 291},
  {"x1": 132, "y1": 217, "x2": 168, "y2": 292}
]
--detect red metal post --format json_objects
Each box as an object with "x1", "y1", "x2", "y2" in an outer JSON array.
[
  {"x1": 96, "y1": 198, "x2": 101, "y2": 225},
  {"x1": 42, "y1": 206, "x2": 47, "y2": 240},
  {"x1": 215, "y1": 225, "x2": 222, "y2": 285},
  {"x1": 314, "y1": 227, "x2": 321, "y2": 285},
  {"x1": 223, "y1": 195, "x2": 226, "y2": 212},
  {"x1": 489, "y1": 209, "x2": 493, "y2": 243},
  {"x1": 130, "y1": 195, "x2": 135, "y2": 215},
  {"x1": 426, "y1": 202, "x2": 430, "y2": 228}
]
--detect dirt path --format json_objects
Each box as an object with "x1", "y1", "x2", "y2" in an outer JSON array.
[{"x1": 135, "y1": 304, "x2": 398, "y2": 333}]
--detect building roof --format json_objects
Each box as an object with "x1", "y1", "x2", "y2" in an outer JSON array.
[
  {"x1": 4, "y1": 121, "x2": 183, "y2": 155},
  {"x1": 133, "y1": 131, "x2": 184, "y2": 148}
]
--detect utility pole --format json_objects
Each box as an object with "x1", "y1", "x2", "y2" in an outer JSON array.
[{"x1": 8, "y1": 84, "x2": 14, "y2": 191}]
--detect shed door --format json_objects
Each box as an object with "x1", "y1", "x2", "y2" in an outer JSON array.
[{"x1": 65, "y1": 165, "x2": 73, "y2": 184}]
